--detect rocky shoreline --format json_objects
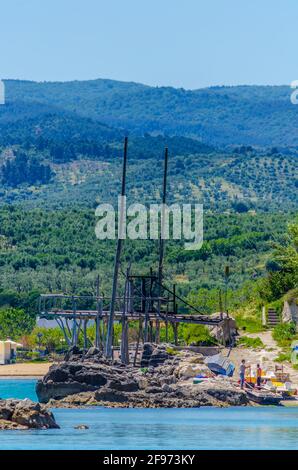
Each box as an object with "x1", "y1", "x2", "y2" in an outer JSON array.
[
  {"x1": 36, "y1": 345, "x2": 249, "y2": 409},
  {"x1": 0, "y1": 399, "x2": 59, "y2": 430}
]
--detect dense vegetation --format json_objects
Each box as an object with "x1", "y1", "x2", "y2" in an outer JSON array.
[
  {"x1": 0, "y1": 145, "x2": 296, "y2": 211},
  {"x1": 1, "y1": 151, "x2": 53, "y2": 187},
  {"x1": 0, "y1": 208, "x2": 292, "y2": 315}
]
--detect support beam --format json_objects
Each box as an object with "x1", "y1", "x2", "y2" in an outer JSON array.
[
  {"x1": 83, "y1": 320, "x2": 88, "y2": 349},
  {"x1": 173, "y1": 322, "x2": 178, "y2": 346},
  {"x1": 134, "y1": 314, "x2": 143, "y2": 366},
  {"x1": 71, "y1": 297, "x2": 77, "y2": 346},
  {"x1": 95, "y1": 275, "x2": 102, "y2": 349},
  {"x1": 121, "y1": 266, "x2": 130, "y2": 364},
  {"x1": 55, "y1": 318, "x2": 71, "y2": 347}
]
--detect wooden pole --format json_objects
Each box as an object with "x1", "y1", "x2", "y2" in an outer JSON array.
[
  {"x1": 219, "y1": 289, "x2": 223, "y2": 320},
  {"x1": 156, "y1": 148, "x2": 169, "y2": 341},
  {"x1": 144, "y1": 268, "x2": 153, "y2": 342},
  {"x1": 121, "y1": 266, "x2": 130, "y2": 364},
  {"x1": 106, "y1": 137, "x2": 128, "y2": 358},
  {"x1": 224, "y1": 265, "x2": 230, "y2": 317},
  {"x1": 165, "y1": 294, "x2": 169, "y2": 343},
  {"x1": 173, "y1": 322, "x2": 178, "y2": 346},
  {"x1": 134, "y1": 314, "x2": 143, "y2": 366},
  {"x1": 158, "y1": 147, "x2": 169, "y2": 282},
  {"x1": 95, "y1": 275, "x2": 101, "y2": 349},
  {"x1": 72, "y1": 296, "x2": 77, "y2": 346},
  {"x1": 83, "y1": 320, "x2": 88, "y2": 349}
]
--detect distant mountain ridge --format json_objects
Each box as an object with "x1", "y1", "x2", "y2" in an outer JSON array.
[
  {"x1": 0, "y1": 79, "x2": 297, "y2": 211},
  {"x1": 2, "y1": 79, "x2": 298, "y2": 147}
]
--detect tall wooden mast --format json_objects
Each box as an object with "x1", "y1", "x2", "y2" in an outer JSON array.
[
  {"x1": 105, "y1": 137, "x2": 128, "y2": 358},
  {"x1": 156, "y1": 147, "x2": 169, "y2": 337}
]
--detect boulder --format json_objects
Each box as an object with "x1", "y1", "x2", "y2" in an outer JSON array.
[
  {"x1": 75, "y1": 370, "x2": 107, "y2": 387},
  {"x1": 149, "y1": 347, "x2": 169, "y2": 367},
  {"x1": 107, "y1": 379, "x2": 139, "y2": 392},
  {"x1": 95, "y1": 388, "x2": 129, "y2": 403},
  {"x1": 85, "y1": 347, "x2": 101, "y2": 358},
  {"x1": 0, "y1": 399, "x2": 59, "y2": 430},
  {"x1": 176, "y1": 363, "x2": 211, "y2": 379},
  {"x1": 140, "y1": 343, "x2": 154, "y2": 367},
  {"x1": 36, "y1": 379, "x2": 97, "y2": 403}
]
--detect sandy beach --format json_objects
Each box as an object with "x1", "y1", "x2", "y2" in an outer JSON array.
[{"x1": 0, "y1": 362, "x2": 52, "y2": 377}]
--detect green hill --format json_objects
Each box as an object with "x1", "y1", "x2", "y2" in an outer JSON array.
[{"x1": 2, "y1": 79, "x2": 298, "y2": 146}]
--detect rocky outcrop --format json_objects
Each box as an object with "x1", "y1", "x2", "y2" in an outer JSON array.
[
  {"x1": 0, "y1": 399, "x2": 59, "y2": 430},
  {"x1": 282, "y1": 300, "x2": 298, "y2": 325},
  {"x1": 36, "y1": 353, "x2": 139, "y2": 403},
  {"x1": 208, "y1": 315, "x2": 237, "y2": 345},
  {"x1": 37, "y1": 345, "x2": 249, "y2": 408},
  {"x1": 140, "y1": 343, "x2": 170, "y2": 367},
  {"x1": 45, "y1": 379, "x2": 248, "y2": 409}
]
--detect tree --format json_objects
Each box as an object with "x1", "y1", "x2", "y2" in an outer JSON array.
[
  {"x1": 0, "y1": 307, "x2": 35, "y2": 340},
  {"x1": 26, "y1": 327, "x2": 65, "y2": 352},
  {"x1": 263, "y1": 217, "x2": 298, "y2": 300}
]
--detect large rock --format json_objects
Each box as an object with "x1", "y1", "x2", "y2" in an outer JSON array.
[
  {"x1": 36, "y1": 380, "x2": 98, "y2": 403},
  {"x1": 140, "y1": 343, "x2": 154, "y2": 367},
  {"x1": 208, "y1": 316, "x2": 237, "y2": 345},
  {"x1": 176, "y1": 363, "x2": 211, "y2": 380},
  {"x1": 36, "y1": 360, "x2": 137, "y2": 403},
  {"x1": 108, "y1": 378, "x2": 139, "y2": 392},
  {"x1": 282, "y1": 300, "x2": 298, "y2": 325},
  {"x1": 0, "y1": 399, "x2": 59, "y2": 430},
  {"x1": 94, "y1": 388, "x2": 129, "y2": 403},
  {"x1": 148, "y1": 346, "x2": 169, "y2": 367}
]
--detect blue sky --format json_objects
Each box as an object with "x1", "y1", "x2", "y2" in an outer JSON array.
[{"x1": 0, "y1": 0, "x2": 297, "y2": 89}]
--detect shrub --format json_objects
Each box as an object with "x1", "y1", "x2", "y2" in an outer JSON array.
[
  {"x1": 237, "y1": 336, "x2": 264, "y2": 348},
  {"x1": 274, "y1": 352, "x2": 291, "y2": 363},
  {"x1": 272, "y1": 322, "x2": 297, "y2": 347},
  {"x1": 182, "y1": 324, "x2": 217, "y2": 346},
  {"x1": 235, "y1": 316, "x2": 264, "y2": 333},
  {"x1": 166, "y1": 346, "x2": 179, "y2": 356}
]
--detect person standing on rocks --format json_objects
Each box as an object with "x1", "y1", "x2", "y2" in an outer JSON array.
[
  {"x1": 239, "y1": 359, "x2": 248, "y2": 389},
  {"x1": 256, "y1": 363, "x2": 262, "y2": 389}
]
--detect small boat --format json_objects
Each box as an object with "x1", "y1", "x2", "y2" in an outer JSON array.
[
  {"x1": 204, "y1": 354, "x2": 235, "y2": 377},
  {"x1": 246, "y1": 389, "x2": 282, "y2": 405}
]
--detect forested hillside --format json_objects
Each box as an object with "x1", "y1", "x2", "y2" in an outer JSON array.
[
  {"x1": 0, "y1": 208, "x2": 291, "y2": 315},
  {"x1": 0, "y1": 145, "x2": 296, "y2": 211},
  {"x1": 2, "y1": 79, "x2": 298, "y2": 146},
  {"x1": 0, "y1": 78, "x2": 297, "y2": 211}
]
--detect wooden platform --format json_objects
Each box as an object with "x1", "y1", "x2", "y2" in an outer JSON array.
[{"x1": 39, "y1": 308, "x2": 224, "y2": 326}]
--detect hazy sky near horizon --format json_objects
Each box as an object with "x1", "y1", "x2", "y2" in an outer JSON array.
[{"x1": 0, "y1": 0, "x2": 297, "y2": 89}]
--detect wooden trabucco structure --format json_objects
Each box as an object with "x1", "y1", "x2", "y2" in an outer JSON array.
[
  {"x1": 39, "y1": 137, "x2": 231, "y2": 363},
  {"x1": 39, "y1": 271, "x2": 226, "y2": 364}
]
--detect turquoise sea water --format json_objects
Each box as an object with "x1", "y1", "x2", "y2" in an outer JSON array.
[{"x1": 0, "y1": 379, "x2": 298, "y2": 450}]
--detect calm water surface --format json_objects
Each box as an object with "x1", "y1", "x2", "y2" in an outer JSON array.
[{"x1": 0, "y1": 379, "x2": 298, "y2": 450}]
